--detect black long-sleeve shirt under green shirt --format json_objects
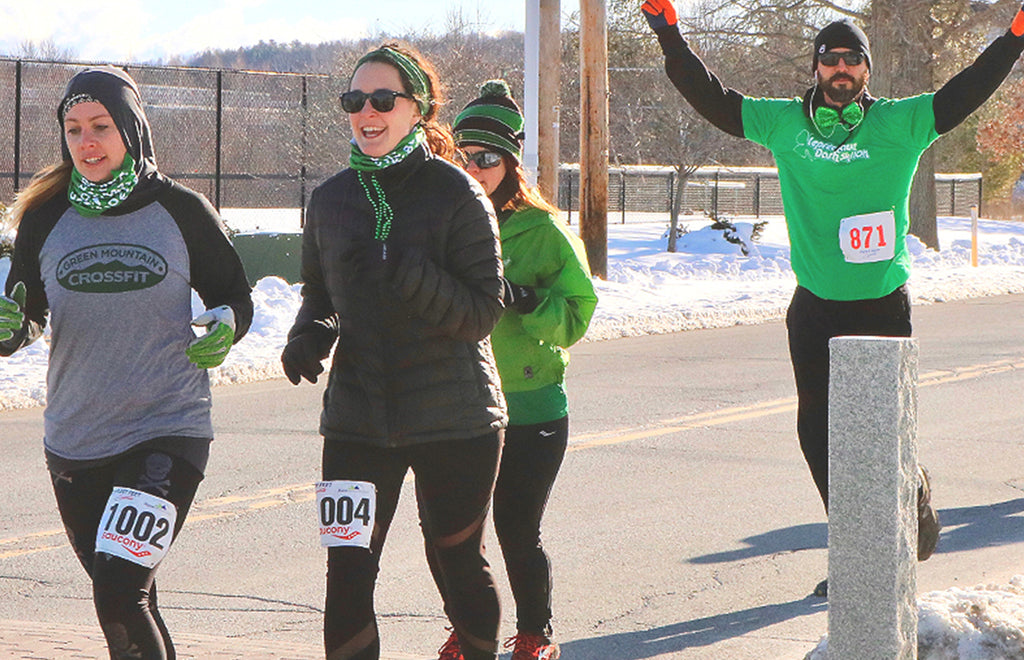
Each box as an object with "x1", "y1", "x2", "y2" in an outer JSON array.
[{"x1": 652, "y1": 24, "x2": 1024, "y2": 301}]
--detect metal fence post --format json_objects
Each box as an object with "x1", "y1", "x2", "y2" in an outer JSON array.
[
  {"x1": 620, "y1": 169, "x2": 626, "y2": 224},
  {"x1": 13, "y1": 60, "x2": 22, "y2": 193},
  {"x1": 668, "y1": 168, "x2": 675, "y2": 214},
  {"x1": 566, "y1": 171, "x2": 573, "y2": 225},
  {"x1": 300, "y1": 75, "x2": 308, "y2": 228},
  {"x1": 753, "y1": 174, "x2": 761, "y2": 218},
  {"x1": 215, "y1": 70, "x2": 223, "y2": 211},
  {"x1": 713, "y1": 169, "x2": 720, "y2": 219}
]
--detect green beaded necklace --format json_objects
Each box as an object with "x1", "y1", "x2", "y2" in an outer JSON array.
[{"x1": 348, "y1": 126, "x2": 426, "y2": 247}]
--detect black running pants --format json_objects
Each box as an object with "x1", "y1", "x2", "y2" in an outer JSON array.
[{"x1": 786, "y1": 284, "x2": 912, "y2": 511}]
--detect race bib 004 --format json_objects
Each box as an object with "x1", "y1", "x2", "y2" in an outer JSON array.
[
  {"x1": 316, "y1": 480, "x2": 376, "y2": 549},
  {"x1": 839, "y1": 210, "x2": 896, "y2": 264},
  {"x1": 95, "y1": 487, "x2": 177, "y2": 569}
]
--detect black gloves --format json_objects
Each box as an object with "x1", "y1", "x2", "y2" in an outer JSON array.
[
  {"x1": 502, "y1": 278, "x2": 540, "y2": 314},
  {"x1": 281, "y1": 332, "x2": 331, "y2": 385}
]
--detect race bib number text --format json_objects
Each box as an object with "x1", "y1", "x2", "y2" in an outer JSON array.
[
  {"x1": 839, "y1": 210, "x2": 896, "y2": 264},
  {"x1": 316, "y1": 480, "x2": 376, "y2": 549},
  {"x1": 95, "y1": 487, "x2": 177, "y2": 569}
]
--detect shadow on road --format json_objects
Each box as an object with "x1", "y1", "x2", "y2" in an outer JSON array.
[
  {"x1": 557, "y1": 596, "x2": 826, "y2": 659},
  {"x1": 682, "y1": 497, "x2": 1024, "y2": 567},
  {"x1": 933, "y1": 497, "x2": 1024, "y2": 554},
  {"x1": 687, "y1": 522, "x2": 827, "y2": 565}
]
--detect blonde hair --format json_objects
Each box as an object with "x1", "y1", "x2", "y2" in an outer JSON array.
[{"x1": 7, "y1": 161, "x2": 72, "y2": 230}]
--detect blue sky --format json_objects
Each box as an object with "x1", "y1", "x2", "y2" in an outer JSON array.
[{"x1": 1, "y1": 0, "x2": 583, "y2": 63}]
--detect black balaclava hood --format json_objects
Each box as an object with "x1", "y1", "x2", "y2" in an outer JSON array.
[
  {"x1": 57, "y1": 66, "x2": 156, "y2": 176},
  {"x1": 813, "y1": 19, "x2": 872, "y2": 71}
]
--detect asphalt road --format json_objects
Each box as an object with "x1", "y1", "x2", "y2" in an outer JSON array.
[{"x1": 2, "y1": 293, "x2": 1024, "y2": 659}]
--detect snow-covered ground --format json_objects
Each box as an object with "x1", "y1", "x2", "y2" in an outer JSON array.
[
  {"x1": 4, "y1": 211, "x2": 1024, "y2": 656},
  {"x1": 806, "y1": 577, "x2": 1024, "y2": 658}
]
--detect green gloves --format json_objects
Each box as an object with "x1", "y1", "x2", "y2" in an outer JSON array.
[
  {"x1": 186, "y1": 305, "x2": 235, "y2": 369},
  {"x1": 0, "y1": 281, "x2": 26, "y2": 343}
]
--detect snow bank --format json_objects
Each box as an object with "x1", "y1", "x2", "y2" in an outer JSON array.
[{"x1": 805, "y1": 576, "x2": 1024, "y2": 659}]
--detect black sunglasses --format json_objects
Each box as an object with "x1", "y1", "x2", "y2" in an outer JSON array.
[
  {"x1": 340, "y1": 89, "x2": 414, "y2": 113},
  {"x1": 456, "y1": 150, "x2": 504, "y2": 170},
  {"x1": 819, "y1": 51, "x2": 866, "y2": 67}
]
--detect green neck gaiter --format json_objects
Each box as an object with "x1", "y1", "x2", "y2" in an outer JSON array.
[
  {"x1": 349, "y1": 127, "x2": 426, "y2": 242},
  {"x1": 68, "y1": 153, "x2": 139, "y2": 217}
]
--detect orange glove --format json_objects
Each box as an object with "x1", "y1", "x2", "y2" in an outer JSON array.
[
  {"x1": 641, "y1": 0, "x2": 678, "y2": 31},
  {"x1": 1013, "y1": 3, "x2": 1024, "y2": 37}
]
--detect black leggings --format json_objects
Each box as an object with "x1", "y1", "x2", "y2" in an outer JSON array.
[
  {"x1": 492, "y1": 416, "x2": 567, "y2": 636},
  {"x1": 50, "y1": 450, "x2": 203, "y2": 660},
  {"x1": 786, "y1": 285, "x2": 912, "y2": 511},
  {"x1": 427, "y1": 417, "x2": 568, "y2": 638},
  {"x1": 322, "y1": 433, "x2": 502, "y2": 660}
]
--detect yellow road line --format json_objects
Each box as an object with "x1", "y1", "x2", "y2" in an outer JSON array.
[{"x1": 4, "y1": 356, "x2": 1020, "y2": 556}]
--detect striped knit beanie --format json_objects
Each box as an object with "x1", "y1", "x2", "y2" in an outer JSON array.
[{"x1": 453, "y1": 80, "x2": 525, "y2": 163}]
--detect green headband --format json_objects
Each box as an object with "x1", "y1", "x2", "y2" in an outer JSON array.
[{"x1": 356, "y1": 47, "x2": 432, "y2": 116}]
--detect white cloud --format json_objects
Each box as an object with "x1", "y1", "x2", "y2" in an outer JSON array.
[
  {"x1": 0, "y1": 0, "x2": 367, "y2": 63},
  {"x1": 0, "y1": 0, "x2": 149, "y2": 61}
]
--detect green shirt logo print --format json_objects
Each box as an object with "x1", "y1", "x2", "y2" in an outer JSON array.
[{"x1": 56, "y1": 243, "x2": 169, "y2": 293}]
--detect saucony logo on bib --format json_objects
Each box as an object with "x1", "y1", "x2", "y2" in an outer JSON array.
[{"x1": 57, "y1": 243, "x2": 168, "y2": 293}]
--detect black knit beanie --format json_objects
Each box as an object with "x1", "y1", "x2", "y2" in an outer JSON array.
[
  {"x1": 813, "y1": 19, "x2": 872, "y2": 71},
  {"x1": 453, "y1": 80, "x2": 526, "y2": 164},
  {"x1": 57, "y1": 66, "x2": 156, "y2": 174}
]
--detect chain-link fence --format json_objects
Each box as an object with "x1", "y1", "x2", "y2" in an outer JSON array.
[
  {"x1": 559, "y1": 165, "x2": 984, "y2": 224},
  {"x1": 3, "y1": 59, "x2": 984, "y2": 229},
  {"x1": 0, "y1": 58, "x2": 351, "y2": 221}
]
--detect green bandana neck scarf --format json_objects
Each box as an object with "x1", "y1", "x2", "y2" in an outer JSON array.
[
  {"x1": 349, "y1": 125, "x2": 426, "y2": 172},
  {"x1": 349, "y1": 127, "x2": 427, "y2": 244},
  {"x1": 68, "y1": 153, "x2": 139, "y2": 217}
]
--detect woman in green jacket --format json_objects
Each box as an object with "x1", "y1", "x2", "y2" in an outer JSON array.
[{"x1": 437, "y1": 80, "x2": 597, "y2": 660}]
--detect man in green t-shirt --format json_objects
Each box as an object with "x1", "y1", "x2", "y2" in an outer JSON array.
[{"x1": 643, "y1": 0, "x2": 1024, "y2": 595}]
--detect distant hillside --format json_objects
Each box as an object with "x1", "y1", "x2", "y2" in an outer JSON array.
[
  {"x1": 186, "y1": 39, "x2": 356, "y2": 73},
  {"x1": 182, "y1": 31, "x2": 531, "y2": 129},
  {"x1": 184, "y1": 30, "x2": 525, "y2": 77}
]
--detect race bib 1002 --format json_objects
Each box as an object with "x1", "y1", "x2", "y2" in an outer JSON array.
[
  {"x1": 95, "y1": 487, "x2": 177, "y2": 569},
  {"x1": 838, "y1": 210, "x2": 896, "y2": 264},
  {"x1": 316, "y1": 480, "x2": 376, "y2": 549}
]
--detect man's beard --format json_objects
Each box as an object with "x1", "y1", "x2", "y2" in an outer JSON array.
[{"x1": 821, "y1": 72, "x2": 866, "y2": 106}]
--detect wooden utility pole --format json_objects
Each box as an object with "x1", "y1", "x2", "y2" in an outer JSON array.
[
  {"x1": 579, "y1": 0, "x2": 608, "y2": 278},
  {"x1": 537, "y1": 0, "x2": 561, "y2": 203}
]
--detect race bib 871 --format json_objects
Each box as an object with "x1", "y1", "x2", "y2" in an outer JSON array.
[
  {"x1": 316, "y1": 480, "x2": 376, "y2": 549},
  {"x1": 838, "y1": 210, "x2": 896, "y2": 264},
  {"x1": 95, "y1": 487, "x2": 177, "y2": 569}
]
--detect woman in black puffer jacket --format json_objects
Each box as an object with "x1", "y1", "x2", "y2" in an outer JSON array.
[{"x1": 281, "y1": 42, "x2": 507, "y2": 660}]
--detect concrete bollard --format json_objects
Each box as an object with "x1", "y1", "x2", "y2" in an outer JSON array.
[{"x1": 827, "y1": 336, "x2": 919, "y2": 660}]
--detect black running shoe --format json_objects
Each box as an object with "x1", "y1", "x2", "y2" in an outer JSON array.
[{"x1": 917, "y1": 465, "x2": 941, "y2": 561}]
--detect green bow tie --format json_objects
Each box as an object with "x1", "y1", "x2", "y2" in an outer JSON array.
[{"x1": 814, "y1": 102, "x2": 864, "y2": 130}]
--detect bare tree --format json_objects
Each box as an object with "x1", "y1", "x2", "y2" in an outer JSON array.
[{"x1": 17, "y1": 40, "x2": 78, "y2": 61}]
